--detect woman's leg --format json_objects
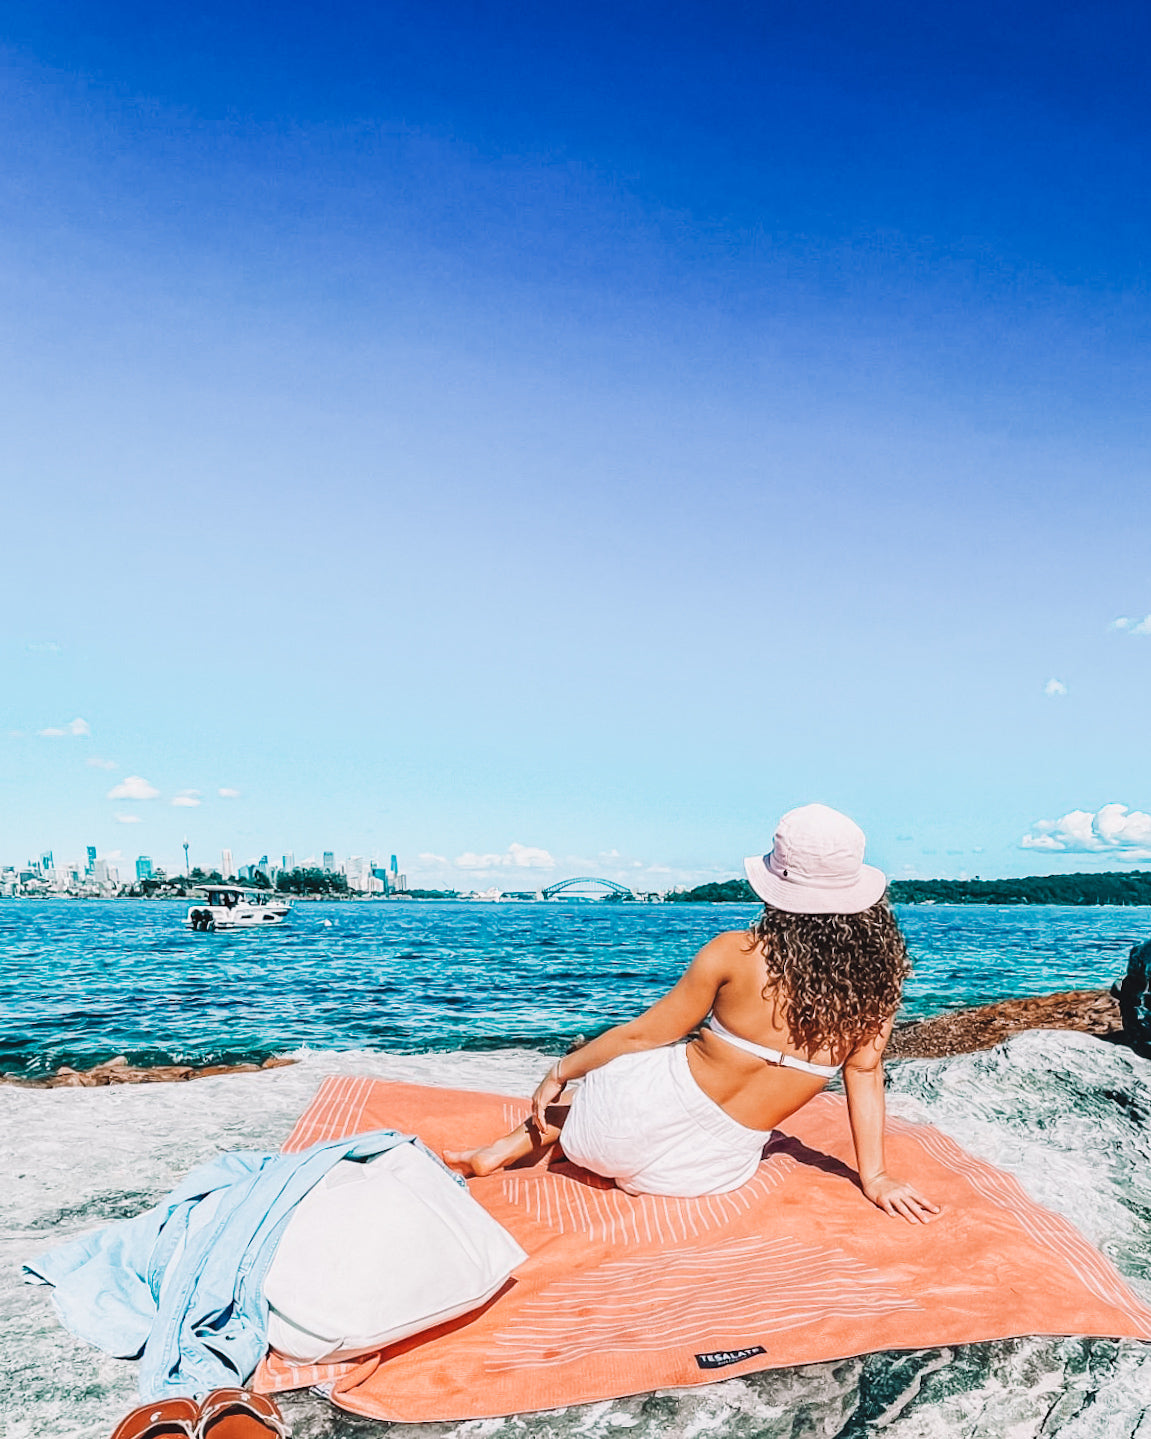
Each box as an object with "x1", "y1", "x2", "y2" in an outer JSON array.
[{"x1": 444, "y1": 1104, "x2": 570, "y2": 1178}]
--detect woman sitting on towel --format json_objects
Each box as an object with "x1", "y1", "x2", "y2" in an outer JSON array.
[{"x1": 447, "y1": 804, "x2": 940, "y2": 1224}]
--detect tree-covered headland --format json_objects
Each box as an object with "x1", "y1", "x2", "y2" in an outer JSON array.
[
  {"x1": 888, "y1": 872, "x2": 1151, "y2": 905},
  {"x1": 665, "y1": 872, "x2": 1151, "y2": 906},
  {"x1": 664, "y1": 879, "x2": 759, "y2": 903}
]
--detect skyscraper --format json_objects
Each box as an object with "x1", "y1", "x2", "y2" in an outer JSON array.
[
  {"x1": 283, "y1": 852, "x2": 295, "y2": 872},
  {"x1": 221, "y1": 849, "x2": 234, "y2": 878},
  {"x1": 136, "y1": 856, "x2": 153, "y2": 881},
  {"x1": 323, "y1": 851, "x2": 335, "y2": 872},
  {"x1": 85, "y1": 845, "x2": 97, "y2": 875}
]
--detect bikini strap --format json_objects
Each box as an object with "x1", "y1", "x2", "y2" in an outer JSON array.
[{"x1": 706, "y1": 1014, "x2": 841, "y2": 1079}]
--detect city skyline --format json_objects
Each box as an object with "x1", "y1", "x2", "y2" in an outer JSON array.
[{"x1": 7, "y1": 793, "x2": 1151, "y2": 896}]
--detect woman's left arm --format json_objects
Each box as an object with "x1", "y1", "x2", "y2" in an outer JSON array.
[
  {"x1": 843, "y1": 1020, "x2": 942, "y2": 1224},
  {"x1": 530, "y1": 934, "x2": 732, "y2": 1125}
]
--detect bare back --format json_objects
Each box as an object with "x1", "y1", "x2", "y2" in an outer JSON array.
[{"x1": 685, "y1": 928, "x2": 855, "y2": 1131}]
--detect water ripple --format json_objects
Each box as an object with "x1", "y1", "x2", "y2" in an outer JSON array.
[{"x1": 0, "y1": 899, "x2": 1148, "y2": 1076}]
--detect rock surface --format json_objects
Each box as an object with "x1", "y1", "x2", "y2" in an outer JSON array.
[
  {"x1": 1, "y1": 1054, "x2": 297, "y2": 1088},
  {"x1": 887, "y1": 988, "x2": 1125, "y2": 1059},
  {"x1": 5, "y1": 1037, "x2": 1151, "y2": 1439}
]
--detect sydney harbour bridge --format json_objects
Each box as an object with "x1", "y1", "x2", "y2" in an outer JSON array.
[{"x1": 539, "y1": 876, "x2": 635, "y2": 901}]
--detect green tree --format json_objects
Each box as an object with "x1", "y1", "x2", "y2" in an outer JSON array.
[{"x1": 664, "y1": 879, "x2": 759, "y2": 903}]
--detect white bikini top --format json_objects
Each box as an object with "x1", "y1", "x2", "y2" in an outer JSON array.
[{"x1": 705, "y1": 1013, "x2": 841, "y2": 1079}]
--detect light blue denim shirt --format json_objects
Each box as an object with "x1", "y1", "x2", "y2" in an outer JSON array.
[{"x1": 25, "y1": 1129, "x2": 437, "y2": 1399}]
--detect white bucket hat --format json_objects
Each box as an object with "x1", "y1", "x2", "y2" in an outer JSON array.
[{"x1": 744, "y1": 803, "x2": 887, "y2": 915}]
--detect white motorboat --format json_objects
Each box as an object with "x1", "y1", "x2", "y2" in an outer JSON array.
[{"x1": 186, "y1": 885, "x2": 292, "y2": 931}]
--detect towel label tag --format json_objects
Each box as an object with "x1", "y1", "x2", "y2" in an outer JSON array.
[{"x1": 694, "y1": 1346, "x2": 766, "y2": 1370}]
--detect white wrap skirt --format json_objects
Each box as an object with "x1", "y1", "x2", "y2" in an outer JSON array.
[{"x1": 559, "y1": 1043, "x2": 775, "y2": 1197}]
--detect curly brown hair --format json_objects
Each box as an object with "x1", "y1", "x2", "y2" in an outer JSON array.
[{"x1": 746, "y1": 899, "x2": 910, "y2": 1057}]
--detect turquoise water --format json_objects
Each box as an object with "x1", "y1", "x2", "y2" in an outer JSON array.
[{"x1": 1, "y1": 899, "x2": 1148, "y2": 1078}]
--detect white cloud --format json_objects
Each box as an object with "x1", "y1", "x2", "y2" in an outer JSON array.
[
  {"x1": 454, "y1": 852, "x2": 508, "y2": 870},
  {"x1": 26, "y1": 641, "x2": 62, "y2": 655},
  {"x1": 419, "y1": 845, "x2": 725, "y2": 894},
  {"x1": 508, "y1": 842, "x2": 555, "y2": 869},
  {"x1": 115, "y1": 813, "x2": 143, "y2": 824},
  {"x1": 1021, "y1": 803, "x2": 1151, "y2": 859},
  {"x1": 171, "y1": 790, "x2": 201, "y2": 808},
  {"x1": 218, "y1": 787, "x2": 240, "y2": 798},
  {"x1": 107, "y1": 775, "x2": 160, "y2": 800},
  {"x1": 38, "y1": 717, "x2": 90, "y2": 737},
  {"x1": 454, "y1": 843, "x2": 556, "y2": 872},
  {"x1": 1044, "y1": 678, "x2": 1067, "y2": 696},
  {"x1": 1112, "y1": 615, "x2": 1151, "y2": 635},
  {"x1": 86, "y1": 757, "x2": 117, "y2": 770}
]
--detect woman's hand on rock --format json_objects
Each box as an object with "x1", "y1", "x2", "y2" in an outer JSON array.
[{"x1": 864, "y1": 1173, "x2": 942, "y2": 1223}]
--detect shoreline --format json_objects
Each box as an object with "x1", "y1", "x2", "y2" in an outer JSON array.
[
  {"x1": 0, "y1": 1054, "x2": 299, "y2": 1089},
  {"x1": 1, "y1": 988, "x2": 1133, "y2": 1087},
  {"x1": 887, "y1": 987, "x2": 1126, "y2": 1059}
]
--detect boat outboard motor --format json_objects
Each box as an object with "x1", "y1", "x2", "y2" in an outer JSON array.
[{"x1": 1113, "y1": 939, "x2": 1151, "y2": 1058}]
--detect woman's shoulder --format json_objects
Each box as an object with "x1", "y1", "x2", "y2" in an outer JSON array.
[
  {"x1": 705, "y1": 927, "x2": 755, "y2": 952},
  {"x1": 695, "y1": 928, "x2": 758, "y2": 970}
]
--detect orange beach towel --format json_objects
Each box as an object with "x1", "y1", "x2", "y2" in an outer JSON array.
[{"x1": 255, "y1": 1075, "x2": 1151, "y2": 1422}]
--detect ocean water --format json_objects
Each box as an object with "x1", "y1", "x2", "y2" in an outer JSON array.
[
  {"x1": 4, "y1": 900, "x2": 1151, "y2": 1437},
  {"x1": 1, "y1": 899, "x2": 1148, "y2": 1077}
]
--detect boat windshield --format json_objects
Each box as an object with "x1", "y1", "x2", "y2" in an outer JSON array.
[{"x1": 197, "y1": 887, "x2": 278, "y2": 906}]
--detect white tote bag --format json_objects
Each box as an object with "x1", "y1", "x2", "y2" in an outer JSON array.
[{"x1": 264, "y1": 1143, "x2": 527, "y2": 1363}]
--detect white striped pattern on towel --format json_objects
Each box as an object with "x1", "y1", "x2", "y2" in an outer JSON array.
[{"x1": 482, "y1": 1233, "x2": 921, "y2": 1369}]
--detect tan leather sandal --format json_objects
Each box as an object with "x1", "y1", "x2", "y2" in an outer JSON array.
[
  {"x1": 109, "y1": 1398, "x2": 199, "y2": 1439},
  {"x1": 196, "y1": 1389, "x2": 291, "y2": 1438}
]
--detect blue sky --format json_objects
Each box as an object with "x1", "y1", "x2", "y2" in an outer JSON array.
[{"x1": 2, "y1": 1, "x2": 1151, "y2": 887}]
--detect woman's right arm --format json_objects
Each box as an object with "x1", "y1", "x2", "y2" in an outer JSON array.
[
  {"x1": 842, "y1": 1019, "x2": 941, "y2": 1224},
  {"x1": 530, "y1": 934, "x2": 732, "y2": 1125}
]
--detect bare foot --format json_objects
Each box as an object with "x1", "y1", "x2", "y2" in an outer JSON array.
[
  {"x1": 443, "y1": 1145, "x2": 502, "y2": 1178},
  {"x1": 437, "y1": 1151, "x2": 477, "y2": 1174},
  {"x1": 442, "y1": 1119, "x2": 552, "y2": 1179}
]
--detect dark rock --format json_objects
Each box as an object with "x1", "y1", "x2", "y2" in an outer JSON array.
[
  {"x1": 888, "y1": 989, "x2": 1126, "y2": 1061},
  {"x1": 1114, "y1": 939, "x2": 1151, "y2": 1058}
]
